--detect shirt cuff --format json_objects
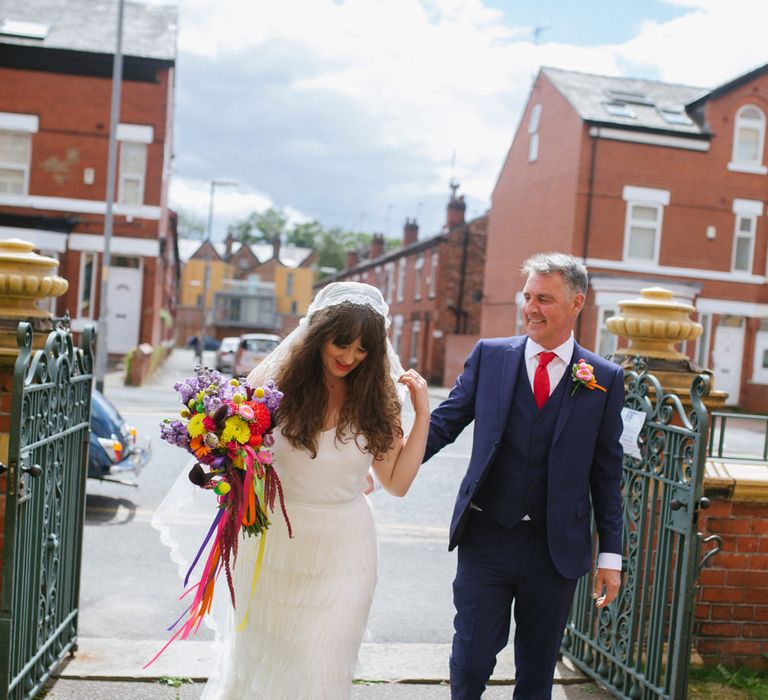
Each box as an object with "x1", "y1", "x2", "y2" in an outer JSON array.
[{"x1": 597, "y1": 553, "x2": 622, "y2": 571}]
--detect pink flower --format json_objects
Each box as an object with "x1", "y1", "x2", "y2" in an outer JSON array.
[
  {"x1": 237, "y1": 404, "x2": 255, "y2": 421},
  {"x1": 202, "y1": 416, "x2": 216, "y2": 432}
]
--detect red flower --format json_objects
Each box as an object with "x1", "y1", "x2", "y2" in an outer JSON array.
[
  {"x1": 250, "y1": 402, "x2": 272, "y2": 435},
  {"x1": 202, "y1": 416, "x2": 216, "y2": 432},
  {"x1": 248, "y1": 433, "x2": 263, "y2": 448}
]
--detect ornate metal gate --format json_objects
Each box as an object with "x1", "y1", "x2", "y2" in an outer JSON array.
[
  {"x1": 562, "y1": 359, "x2": 722, "y2": 699},
  {"x1": 0, "y1": 322, "x2": 94, "y2": 700}
]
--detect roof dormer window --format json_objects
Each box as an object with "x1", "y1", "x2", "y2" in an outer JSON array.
[
  {"x1": 0, "y1": 19, "x2": 49, "y2": 40},
  {"x1": 658, "y1": 107, "x2": 693, "y2": 126},
  {"x1": 603, "y1": 102, "x2": 636, "y2": 119}
]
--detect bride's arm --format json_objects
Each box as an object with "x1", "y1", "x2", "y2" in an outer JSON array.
[{"x1": 371, "y1": 369, "x2": 430, "y2": 497}]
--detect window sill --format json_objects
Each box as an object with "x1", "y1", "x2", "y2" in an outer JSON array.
[{"x1": 727, "y1": 161, "x2": 768, "y2": 175}]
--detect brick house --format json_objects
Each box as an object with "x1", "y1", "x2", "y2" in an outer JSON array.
[
  {"x1": 176, "y1": 236, "x2": 315, "y2": 344},
  {"x1": 0, "y1": 0, "x2": 178, "y2": 353},
  {"x1": 321, "y1": 188, "x2": 487, "y2": 385},
  {"x1": 484, "y1": 64, "x2": 768, "y2": 411}
]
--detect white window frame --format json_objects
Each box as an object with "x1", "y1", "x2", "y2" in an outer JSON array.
[
  {"x1": 696, "y1": 313, "x2": 712, "y2": 368},
  {"x1": 116, "y1": 123, "x2": 152, "y2": 207},
  {"x1": 596, "y1": 306, "x2": 618, "y2": 357},
  {"x1": 622, "y1": 185, "x2": 670, "y2": 265},
  {"x1": 117, "y1": 140, "x2": 147, "y2": 206},
  {"x1": 384, "y1": 261, "x2": 395, "y2": 304},
  {"x1": 392, "y1": 314, "x2": 403, "y2": 354},
  {"x1": 397, "y1": 258, "x2": 406, "y2": 302},
  {"x1": 751, "y1": 328, "x2": 768, "y2": 384},
  {"x1": 731, "y1": 198, "x2": 763, "y2": 275},
  {"x1": 286, "y1": 271, "x2": 293, "y2": 296},
  {"x1": 409, "y1": 319, "x2": 421, "y2": 367},
  {"x1": 729, "y1": 105, "x2": 768, "y2": 174},
  {"x1": 0, "y1": 113, "x2": 38, "y2": 196},
  {"x1": 528, "y1": 103, "x2": 541, "y2": 163},
  {"x1": 414, "y1": 255, "x2": 424, "y2": 301},
  {"x1": 77, "y1": 252, "x2": 97, "y2": 319},
  {"x1": 428, "y1": 251, "x2": 438, "y2": 299}
]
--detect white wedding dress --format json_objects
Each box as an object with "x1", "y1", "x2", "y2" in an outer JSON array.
[{"x1": 200, "y1": 427, "x2": 378, "y2": 699}]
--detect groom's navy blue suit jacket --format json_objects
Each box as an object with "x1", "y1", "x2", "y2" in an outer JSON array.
[{"x1": 424, "y1": 335, "x2": 625, "y2": 580}]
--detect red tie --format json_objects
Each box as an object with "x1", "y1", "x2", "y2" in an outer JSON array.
[{"x1": 533, "y1": 351, "x2": 557, "y2": 409}]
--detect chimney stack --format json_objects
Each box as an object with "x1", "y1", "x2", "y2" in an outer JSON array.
[
  {"x1": 272, "y1": 235, "x2": 281, "y2": 261},
  {"x1": 446, "y1": 194, "x2": 466, "y2": 230},
  {"x1": 346, "y1": 250, "x2": 360, "y2": 269},
  {"x1": 403, "y1": 218, "x2": 419, "y2": 247},
  {"x1": 224, "y1": 230, "x2": 235, "y2": 259},
  {"x1": 370, "y1": 233, "x2": 385, "y2": 259}
]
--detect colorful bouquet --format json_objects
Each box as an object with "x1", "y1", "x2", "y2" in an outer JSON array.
[{"x1": 147, "y1": 366, "x2": 291, "y2": 665}]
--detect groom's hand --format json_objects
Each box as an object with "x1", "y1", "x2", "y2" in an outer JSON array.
[{"x1": 593, "y1": 568, "x2": 621, "y2": 608}]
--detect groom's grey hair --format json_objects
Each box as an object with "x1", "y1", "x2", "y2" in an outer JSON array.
[{"x1": 521, "y1": 252, "x2": 588, "y2": 298}]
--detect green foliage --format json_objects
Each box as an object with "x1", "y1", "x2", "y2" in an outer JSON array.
[
  {"x1": 689, "y1": 665, "x2": 768, "y2": 699},
  {"x1": 158, "y1": 308, "x2": 173, "y2": 329},
  {"x1": 228, "y1": 207, "x2": 402, "y2": 277},
  {"x1": 229, "y1": 207, "x2": 288, "y2": 244},
  {"x1": 176, "y1": 209, "x2": 206, "y2": 240},
  {"x1": 123, "y1": 348, "x2": 134, "y2": 384}
]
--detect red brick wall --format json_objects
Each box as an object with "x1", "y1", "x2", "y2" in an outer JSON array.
[
  {"x1": 482, "y1": 72, "x2": 585, "y2": 338},
  {"x1": 696, "y1": 498, "x2": 768, "y2": 669}
]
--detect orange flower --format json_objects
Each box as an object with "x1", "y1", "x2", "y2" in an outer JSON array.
[{"x1": 190, "y1": 435, "x2": 212, "y2": 458}]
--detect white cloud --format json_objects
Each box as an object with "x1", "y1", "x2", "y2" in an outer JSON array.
[{"x1": 150, "y1": 0, "x2": 768, "y2": 236}]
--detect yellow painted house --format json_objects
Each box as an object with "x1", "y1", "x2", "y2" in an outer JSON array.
[{"x1": 176, "y1": 237, "x2": 315, "y2": 344}]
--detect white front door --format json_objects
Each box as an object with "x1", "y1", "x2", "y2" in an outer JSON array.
[
  {"x1": 106, "y1": 265, "x2": 142, "y2": 354},
  {"x1": 712, "y1": 319, "x2": 746, "y2": 405}
]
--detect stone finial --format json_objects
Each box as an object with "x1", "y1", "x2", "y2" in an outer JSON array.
[
  {"x1": 0, "y1": 239, "x2": 68, "y2": 318},
  {"x1": 606, "y1": 286, "x2": 702, "y2": 360}
]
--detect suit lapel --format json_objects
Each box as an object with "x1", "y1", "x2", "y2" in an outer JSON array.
[
  {"x1": 552, "y1": 343, "x2": 580, "y2": 445},
  {"x1": 499, "y1": 339, "x2": 525, "y2": 429}
]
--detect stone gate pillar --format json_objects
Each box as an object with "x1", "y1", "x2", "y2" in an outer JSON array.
[
  {"x1": 606, "y1": 286, "x2": 768, "y2": 669},
  {"x1": 0, "y1": 238, "x2": 67, "y2": 594}
]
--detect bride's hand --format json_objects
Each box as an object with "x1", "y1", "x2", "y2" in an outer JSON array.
[{"x1": 398, "y1": 369, "x2": 430, "y2": 417}]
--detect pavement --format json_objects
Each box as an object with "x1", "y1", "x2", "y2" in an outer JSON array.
[{"x1": 41, "y1": 637, "x2": 614, "y2": 699}]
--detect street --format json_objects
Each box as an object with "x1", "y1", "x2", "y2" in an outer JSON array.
[{"x1": 79, "y1": 348, "x2": 469, "y2": 646}]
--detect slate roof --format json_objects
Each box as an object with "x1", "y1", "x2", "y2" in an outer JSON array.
[
  {"x1": 178, "y1": 238, "x2": 314, "y2": 267},
  {"x1": 542, "y1": 66, "x2": 709, "y2": 136},
  {"x1": 0, "y1": 0, "x2": 177, "y2": 62}
]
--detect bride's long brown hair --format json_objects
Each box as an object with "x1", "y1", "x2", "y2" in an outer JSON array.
[{"x1": 275, "y1": 302, "x2": 403, "y2": 459}]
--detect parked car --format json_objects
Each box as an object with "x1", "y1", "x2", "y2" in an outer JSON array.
[
  {"x1": 215, "y1": 336, "x2": 241, "y2": 373},
  {"x1": 232, "y1": 333, "x2": 281, "y2": 377},
  {"x1": 89, "y1": 389, "x2": 151, "y2": 485}
]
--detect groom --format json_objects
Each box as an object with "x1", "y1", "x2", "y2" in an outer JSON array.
[{"x1": 424, "y1": 252, "x2": 624, "y2": 699}]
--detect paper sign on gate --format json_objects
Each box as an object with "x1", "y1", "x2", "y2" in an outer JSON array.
[{"x1": 620, "y1": 407, "x2": 646, "y2": 459}]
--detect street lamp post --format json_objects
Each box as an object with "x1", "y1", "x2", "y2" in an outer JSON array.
[{"x1": 200, "y1": 180, "x2": 238, "y2": 342}]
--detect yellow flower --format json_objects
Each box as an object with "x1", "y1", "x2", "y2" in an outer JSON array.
[
  {"x1": 229, "y1": 378, "x2": 240, "y2": 387},
  {"x1": 187, "y1": 412, "x2": 206, "y2": 438},
  {"x1": 254, "y1": 387, "x2": 265, "y2": 399},
  {"x1": 232, "y1": 394, "x2": 244, "y2": 404},
  {"x1": 221, "y1": 415, "x2": 250, "y2": 445},
  {"x1": 180, "y1": 408, "x2": 191, "y2": 419},
  {"x1": 195, "y1": 390, "x2": 206, "y2": 403}
]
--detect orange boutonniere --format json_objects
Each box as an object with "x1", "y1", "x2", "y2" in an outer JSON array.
[{"x1": 570, "y1": 358, "x2": 607, "y2": 397}]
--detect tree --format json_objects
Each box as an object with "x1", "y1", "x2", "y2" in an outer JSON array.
[
  {"x1": 176, "y1": 210, "x2": 206, "y2": 240},
  {"x1": 287, "y1": 220, "x2": 324, "y2": 248},
  {"x1": 229, "y1": 207, "x2": 288, "y2": 244}
]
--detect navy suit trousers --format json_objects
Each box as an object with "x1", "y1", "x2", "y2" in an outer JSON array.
[{"x1": 450, "y1": 510, "x2": 578, "y2": 700}]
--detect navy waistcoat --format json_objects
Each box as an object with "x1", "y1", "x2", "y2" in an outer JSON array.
[{"x1": 473, "y1": 355, "x2": 568, "y2": 529}]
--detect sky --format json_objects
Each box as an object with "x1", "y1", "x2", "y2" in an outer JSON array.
[{"x1": 147, "y1": 0, "x2": 768, "y2": 241}]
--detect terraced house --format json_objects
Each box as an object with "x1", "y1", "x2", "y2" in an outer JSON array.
[
  {"x1": 484, "y1": 63, "x2": 768, "y2": 411},
  {"x1": 0, "y1": 0, "x2": 179, "y2": 354}
]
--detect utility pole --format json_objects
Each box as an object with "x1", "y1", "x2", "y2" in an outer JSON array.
[{"x1": 94, "y1": 0, "x2": 124, "y2": 394}]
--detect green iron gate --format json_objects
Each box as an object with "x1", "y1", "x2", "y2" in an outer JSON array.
[
  {"x1": 0, "y1": 322, "x2": 94, "y2": 700},
  {"x1": 562, "y1": 358, "x2": 722, "y2": 700}
]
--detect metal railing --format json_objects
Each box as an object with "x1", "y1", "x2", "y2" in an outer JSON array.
[{"x1": 707, "y1": 411, "x2": 768, "y2": 463}]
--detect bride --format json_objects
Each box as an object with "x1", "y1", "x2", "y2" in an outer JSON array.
[{"x1": 156, "y1": 281, "x2": 430, "y2": 699}]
